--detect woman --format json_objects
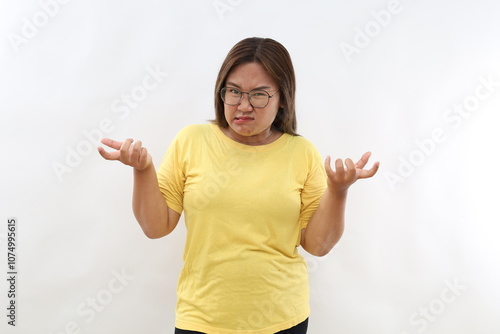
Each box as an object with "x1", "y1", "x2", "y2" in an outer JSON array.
[{"x1": 98, "y1": 37, "x2": 379, "y2": 334}]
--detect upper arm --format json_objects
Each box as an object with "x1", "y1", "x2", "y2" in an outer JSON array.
[
  {"x1": 300, "y1": 228, "x2": 306, "y2": 248},
  {"x1": 167, "y1": 206, "x2": 181, "y2": 234},
  {"x1": 145, "y1": 205, "x2": 181, "y2": 239}
]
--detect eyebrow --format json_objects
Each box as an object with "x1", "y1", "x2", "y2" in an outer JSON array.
[{"x1": 225, "y1": 82, "x2": 273, "y2": 91}]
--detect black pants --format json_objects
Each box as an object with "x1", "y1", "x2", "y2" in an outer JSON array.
[{"x1": 174, "y1": 317, "x2": 308, "y2": 334}]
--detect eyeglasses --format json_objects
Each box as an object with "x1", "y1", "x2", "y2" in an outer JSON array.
[{"x1": 220, "y1": 87, "x2": 279, "y2": 108}]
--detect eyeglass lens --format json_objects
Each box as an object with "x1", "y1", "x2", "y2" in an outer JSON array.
[{"x1": 221, "y1": 88, "x2": 270, "y2": 108}]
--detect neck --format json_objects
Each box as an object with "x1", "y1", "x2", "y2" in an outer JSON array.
[{"x1": 222, "y1": 127, "x2": 281, "y2": 146}]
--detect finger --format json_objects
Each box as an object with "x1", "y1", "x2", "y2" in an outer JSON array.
[
  {"x1": 324, "y1": 156, "x2": 334, "y2": 177},
  {"x1": 359, "y1": 161, "x2": 380, "y2": 179},
  {"x1": 138, "y1": 147, "x2": 149, "y2": 169},
  {"x1": 97, "y1": 146, "x2": 121, "y2": 161},
  {"x1": 130, "y1": 140, "x2": 143, "y2": 166},
  {"x1": 120, "y1": 138, "x2": 134, "y2": 164},
  {"x1": 335, "y1": 158, "x2": 345, "y2": 181},
  {"x1": 100, "y1": 138, "x2": 123, "y2": 150},
  {"x1": 355, "y1": 152, "x2": 372, "y2": 169},
  {"x1": 345, "y1": 158, "x2": 356, "y2": 181}
]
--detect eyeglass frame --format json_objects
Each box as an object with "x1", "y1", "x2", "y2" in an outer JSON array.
[{"x1": 219, "y1": 86, "x2": 280, "y2": 109}]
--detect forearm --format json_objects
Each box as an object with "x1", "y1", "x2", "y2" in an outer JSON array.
[
  {"x1": 302, "y1": 188, "x2": 347, "y2": 256},
  {"x1": 132, "y1": 163, "x2": 171, "y2": 238}
]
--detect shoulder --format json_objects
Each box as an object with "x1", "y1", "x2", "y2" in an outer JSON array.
[
  {"x1": 172, "y1": 123, "x2": 214, "y2": 143},
  {"x1": 176, "y1": 123, "x2": 212, "y2": 137},
  {"x1": 284, "y1": 135, "x2": 324, "y2": 166},
  {"x1": 286, "y1": 135, "x2": 319, "y2": 152}
]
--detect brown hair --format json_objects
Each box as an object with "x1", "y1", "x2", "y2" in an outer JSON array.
[{"x1": 213, "y1": 37, "x2": 298, "y2": 135}]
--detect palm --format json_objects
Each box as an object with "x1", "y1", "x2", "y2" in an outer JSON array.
[
  {"x1": 325, "y1": 152, "x2": 379, "y2": 193},
  {"x1": 98, "y1": 138, "x2": 152, "y2": 170}
]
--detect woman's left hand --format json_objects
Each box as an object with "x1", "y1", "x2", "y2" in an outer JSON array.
[{"x1": 325, "y1": 152, "x2": 380, "y2": 194}]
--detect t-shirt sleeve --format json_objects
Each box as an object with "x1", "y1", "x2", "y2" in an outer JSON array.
[
  {"x1": 299, "y1": 145, "x2": 327, "y2": 229},
  {"x1": 156, "y1": 132, "x2": 186, "y2": 215}
]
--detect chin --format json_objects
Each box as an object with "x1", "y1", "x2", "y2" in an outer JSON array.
[{"x1": 234, "y1": 128, "x2": 256, "y2": 137}]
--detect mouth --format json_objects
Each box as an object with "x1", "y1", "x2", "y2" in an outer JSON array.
[{"x1": 234, "y1": 116, "x2": 254, "y2": 124}]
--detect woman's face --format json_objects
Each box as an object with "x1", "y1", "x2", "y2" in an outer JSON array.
[{"x1": 222, "y1": 62, "x2": 281, "y2": 144}]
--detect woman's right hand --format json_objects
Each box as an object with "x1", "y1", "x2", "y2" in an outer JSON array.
[{"x1": 98, "y1": 138, "x2": 152, "y2": 171}]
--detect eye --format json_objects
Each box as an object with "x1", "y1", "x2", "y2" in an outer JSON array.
[
  {"x1": 228, "y1": 88, "x2": 240, "y2": 95},
  {"x1": 251, "y1": 91, "x2": 267, "y2": 97}
]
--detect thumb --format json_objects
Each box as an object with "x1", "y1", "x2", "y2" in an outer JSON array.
[{"x1": 97, "y1": 146, "x2": 120, "y2": 161}]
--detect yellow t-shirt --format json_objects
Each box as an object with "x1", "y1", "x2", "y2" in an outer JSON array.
[{"x1": 157, "y1": 123, "x2": 327, "y2": 334}]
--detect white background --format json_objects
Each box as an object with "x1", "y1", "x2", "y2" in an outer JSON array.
[{"x1": 1, "y1": 0, "x2": 499, "y2": 333}]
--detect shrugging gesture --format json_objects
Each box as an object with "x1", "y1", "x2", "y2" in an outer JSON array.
[
  {"x1": 97, "y1": 137, "x2": 180, "y2": 238},
  {"x1": 98, "y1": 138, "x2": 152, "y2": 170},
  {"x1": 301, "y1": 152, "x2": 379, "y2": 256},
  {"x1": 325, "y1": 152, "x2": 380, "y2": 194}
]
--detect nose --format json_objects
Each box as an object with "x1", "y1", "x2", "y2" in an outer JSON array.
[{"x1": 238, "y1": 92, "x2": 254, "y2": 111}]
